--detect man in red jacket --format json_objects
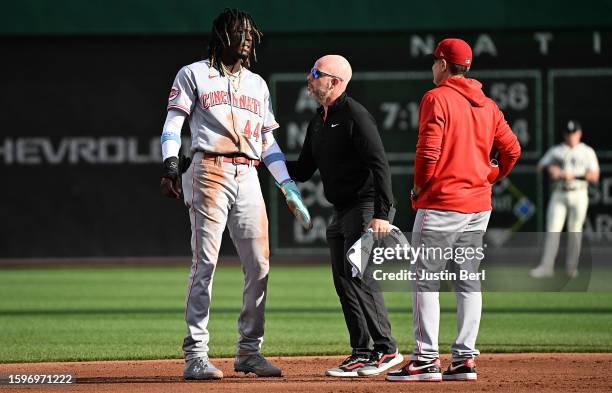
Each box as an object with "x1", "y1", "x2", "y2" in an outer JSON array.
[{"x1": 386, "y1": 38, "x2": 521, "y2": 382}]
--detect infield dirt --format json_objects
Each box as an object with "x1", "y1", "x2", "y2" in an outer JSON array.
[{"x1": 1, "y1": 353, "x2": 610, "y2": 392}]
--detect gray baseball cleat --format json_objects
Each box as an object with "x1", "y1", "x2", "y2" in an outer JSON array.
[
  {"x1": 183, "y1": 357, "x2": 223, "y2": 380},
  {"x1": 234, "y1": 353, "x2": 283, "y2": 377}
]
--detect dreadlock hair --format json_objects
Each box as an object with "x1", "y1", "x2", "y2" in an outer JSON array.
[{"x1": 208, "y1": 8, "x2": 262, "y2": 76}]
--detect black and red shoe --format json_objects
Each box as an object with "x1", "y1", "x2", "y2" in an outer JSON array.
[
  {"x1": 442, "y1": 358, "x2": 477, "y2": 381},
  {"x1": 357, "y1": 350, "x2": 404, "y2": 376},
  {"x1": 325, "y1": 354, "x2": 370, "y2": 377},
  {"x1": 386, "y1": 358, "x2": 442, "y2": 382}
]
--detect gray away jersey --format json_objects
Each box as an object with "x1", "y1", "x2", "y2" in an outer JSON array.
[{"x1": 167, "y1": 59, "x2": 279, "y2": 160}]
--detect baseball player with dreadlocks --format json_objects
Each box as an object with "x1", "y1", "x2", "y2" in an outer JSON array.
[{"x1": 160, "y1": 8, "x2": 312, "y2": 380}]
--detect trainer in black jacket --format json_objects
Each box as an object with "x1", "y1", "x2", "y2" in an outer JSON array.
[
  {"x1": 287, "y1": 92, "x2": 393, "y2": 219},
  {"x1": 287, "y1": 54, "x2": 401, "y2": 377}
]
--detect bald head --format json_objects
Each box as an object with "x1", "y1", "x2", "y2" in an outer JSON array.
[
  {"x1": 316, "y1": 55, "x2": 352, "y2": 91},
  {"x1": 307, "y1": 55, "x2": 352, "y2": 106}
]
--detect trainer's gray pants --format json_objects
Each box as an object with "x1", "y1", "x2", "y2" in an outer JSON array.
[
  {"x1": 181, "y1": 153, "x2": 269, "y2": 361},
  {"x1": 411, "y1": 209, "x2": 491, "y2": 362}
]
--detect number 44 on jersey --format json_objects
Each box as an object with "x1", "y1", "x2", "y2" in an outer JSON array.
[{"x1": 243, "y1": 120, "x2": 261, "y2": 142}]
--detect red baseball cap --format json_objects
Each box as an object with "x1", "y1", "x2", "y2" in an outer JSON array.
[{"x1": 433, "y1": 38, "x2": 472, "y2": 67}]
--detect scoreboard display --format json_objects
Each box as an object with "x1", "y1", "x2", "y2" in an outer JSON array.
[
  {"x1": 269, "y1": 65, "x2": 611, "y2": 254},
  {"x1": 548, "y1": 69, "x2": 612, "y2": 158}
]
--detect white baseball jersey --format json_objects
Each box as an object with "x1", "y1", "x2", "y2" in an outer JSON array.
[
  {"x1": 167, "y1": 59, "x2": 279, "y2": 160},
  {"x1": 538, "y1": 142, "x2": 599, "y2": 190}
]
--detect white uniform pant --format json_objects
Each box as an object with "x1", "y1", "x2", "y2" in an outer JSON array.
[
  {"x1": 411, "y1": 209, "x2": 491, "y2": 362},
  {"x1": 539, "y1": 189, "x2": 589, "y2": 272},
  {"x1": 181, "y1": 153, "x2": 270, "y2": 361}
]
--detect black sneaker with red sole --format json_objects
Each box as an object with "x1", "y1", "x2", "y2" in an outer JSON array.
[
  {"x1": 442, "y1": 358, "x2": 477, "y2": 381},
  {"x1": 386, "y1": 358, "x2": 442, "y2": 382}
]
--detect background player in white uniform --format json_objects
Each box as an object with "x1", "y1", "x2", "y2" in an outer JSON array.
[
  {"x1": 159, "y1": 9, "x2": 312, "y2": 380},
  {"x1": 530, "y1": 120, "x2": 600, "y2": 278}
]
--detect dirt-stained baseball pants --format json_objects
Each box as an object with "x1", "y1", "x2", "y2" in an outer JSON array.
[
  {"x1": 411, "y1": 208, "x2": 491, "y2": 362},
  {"x1": 181, "y1": 152, "x2": 269, "y2": 361}
]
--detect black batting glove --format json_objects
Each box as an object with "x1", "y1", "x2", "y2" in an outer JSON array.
[
  {"x1": 162, "y1": 157, "x2": 179, "y2": 180},
  {"x1": 161, "y1": 157, "x2": 182, "y2": 199}
]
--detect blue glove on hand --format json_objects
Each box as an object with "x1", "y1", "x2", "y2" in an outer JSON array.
[{"x1": 280, "y1": 180, "x2": 313, "y2": 230}]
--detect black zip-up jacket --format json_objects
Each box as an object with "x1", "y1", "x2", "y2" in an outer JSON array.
[{"x1": 286, "y1": 92, "x2": 393, "y2": 220}]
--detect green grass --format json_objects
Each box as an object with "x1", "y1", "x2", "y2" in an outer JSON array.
[{"x1": 0, "y1": 265, "x2": 611, "y2": 363}]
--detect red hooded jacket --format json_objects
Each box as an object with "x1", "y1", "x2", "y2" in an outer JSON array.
[{"x1": 413, "y1": 77, "x2": 521, "y2": 213}]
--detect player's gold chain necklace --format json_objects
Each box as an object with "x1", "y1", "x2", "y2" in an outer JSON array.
[{"x1": 220, "y1": 63, "x2": 242, "y2": 93}]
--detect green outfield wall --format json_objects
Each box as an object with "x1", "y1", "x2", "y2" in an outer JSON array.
[{"x1": 2, "y1": 0, "x2": 612, "y2": 34}]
